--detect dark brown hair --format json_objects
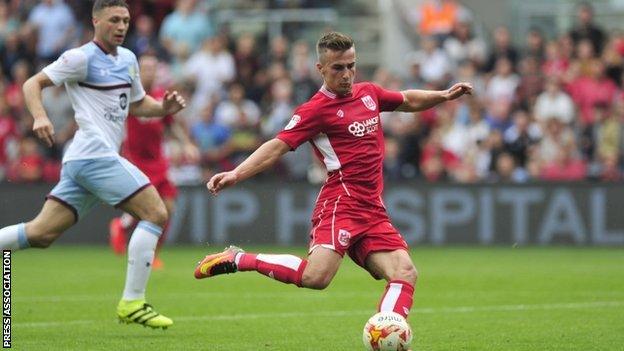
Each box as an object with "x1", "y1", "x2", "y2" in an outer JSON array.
[
  {"x1": 316, "y1": 32, "x2": 354, "y2": 59},
  {"x1": 92, "y1": 0, "x2": 129, "y2": 15}
]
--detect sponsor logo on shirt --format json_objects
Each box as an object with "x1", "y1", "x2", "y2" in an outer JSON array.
[
  {"x1": 104, "y1": 106, "x2": 125, "y2": 123},
  {"x1": 284, "y1": 115, "x2": 301, "y2": 130},
  {"x1": 337, "y1": 109, "x2": 344, "y2": 118},
  {"x1": 361, "y1": 95, "x2": 377, "y2": 111},
  {"x1": 338, "y1": 229, "x2": 351, "y2": 246},
  {"x1": 348, "y1": 116, "x2": 379, "y2": 137}
]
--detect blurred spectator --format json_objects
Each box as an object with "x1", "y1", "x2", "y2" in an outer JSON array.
[
  {"x1": 414, "y1": 0, "x2": 470, "y2": 41},
  {"x1": 261, "y1": 78, "x2": 295, "y2": 137},
  {"x1": 540, "y1": 144, "x2": 587, "y2": 181},
  {"x1": 567, "y1": 60, "x2": 617, "y2": 126},
  {"x1": 443, "y1": 18, "x2": 487, "y2": 69},
  {"x1": 27, "y1": 0, "x2": 76, "y2": 63},
  {"x1": 536, "y1": 118, "x2": 576, "y2": 166},
  {"x1": 289, "y1": 40, "x2": 318, "y2": 104},
  {"x1": 262, "y1": 35, "x2": 289, "y2": 67},
  {"x1": 0, "y1": 1, "x2": 19, "y2": 50},
  {"x1": 234, "y1": 33, "x2": 260, "y2": 92},
  {"x1": 183, "y1": 35, "x2": 235, "y2": 116},
  {"x1": 515, "y1": 56, "x2": 544, "y2": 109},
  {"x1": 534, "y1": 78, "x2": 575, "y2": 125},
  {"x1": 0, "y1": 96, "x2": 18, "y2": 180},
  {"x1": 542, "y1": 40, "x2": 570, "y2": 78},
  {"x1": 1, "y1": 32, "x2": 33, "y2": 80},
  {"x1": 412, "y1": 36, "x2": 452, "y2": 88},
  {"x1": 127, "y1": 15, "x2": 166, "y2": 59},
  {"x1": 602, "y1": 34, "x2": 624, "y2": 86},
  {"x1": 190, "y1": 102, "x2": 233, "y2": 174},
  {"x1": 160, "y1": 0, "x2": 213, "y2": 59},
  {"x1": 6, "y1": 136, "x2": 43, "y2": 183},
  {"x1": 523, "y1": 27, "x2": 545, "y2": 62},
  {"x1": 214, "y1": 83, "x2": 262, "y2": 163},
  {"x1": 4, "y1": 60, "x2": 29, "y2": 120},
  {"x1": 503, "y1": 109, "x2": 541, "y2": 168},
  {"x1": 484, "y1": 25, "x2": 518, "y2": 73},
  {"x1": 493, "y1": 152, "x2": 528, "y2": 183},
  {"x1": 485, "y1": 57, "x2": 519, "y2": 106},
  {"x1": 569, "y1": 2, "x2": 606, "y2": 55}
]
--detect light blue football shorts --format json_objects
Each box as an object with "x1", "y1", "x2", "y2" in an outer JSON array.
[{"x1": 47, "y1": 156, "x2": 151, "y2": 222}]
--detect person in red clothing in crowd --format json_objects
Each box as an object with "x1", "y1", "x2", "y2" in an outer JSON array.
[
  {"x1": 109, "y1": 54, "x2": 198, "y2": 268},
  {"x1": 193, "y1": 32, "x2": 472, "y2": 333}
]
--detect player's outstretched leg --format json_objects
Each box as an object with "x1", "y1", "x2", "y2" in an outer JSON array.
[
  {"x1": 367, "y1": 250, "x2": 418, "y2": 319},
  {"x1": 194, "y1": 246, "x2": 309, "y2": 287}
]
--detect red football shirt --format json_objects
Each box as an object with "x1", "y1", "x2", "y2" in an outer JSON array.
[
  {"x1": 123, "y1": 87, "x2": 173, "y2": 175},
  {"x1": 277, "y1": 82, "x2": 404, "y2": 208}
]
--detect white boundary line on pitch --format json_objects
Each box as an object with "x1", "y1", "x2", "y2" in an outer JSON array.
[{"x1": 12, "y1": 301, "x2": 624, "y2": 328}]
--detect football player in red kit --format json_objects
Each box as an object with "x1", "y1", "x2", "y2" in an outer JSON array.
[
  {"x1": 110, "y1": 54, "x2": 198, "y2": 268},
  {"x1": 195, "y1": 32, "x2": 471, "y2": 322}
]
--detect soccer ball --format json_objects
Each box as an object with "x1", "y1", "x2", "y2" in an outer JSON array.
[{"x1": 362, "y1": 311, "x2": 412, "y2": 351}]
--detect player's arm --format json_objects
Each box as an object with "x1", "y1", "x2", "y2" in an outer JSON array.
[
  {"x1": 207, "y1": 138, "x2": 290, "y2": 194},
  {"x1": 23, "y1": 72, "x2": 56, "y2": 147},
  {"x1": 396, "y1": 82, "x2": 473, "y2": 112},
  {"x1": 129, "y1": 90, "x2": 186, "y2": 117}
]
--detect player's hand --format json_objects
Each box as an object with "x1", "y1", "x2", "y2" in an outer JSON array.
[
  {"x1": 206, "y1": 171, "x2": 238, "y2": 195},
  {"x1": 162, "y1": 90, "x2": 186, "y2": 114},
  {"x1": 444, "y1": 82, "x2": 473, "y2": 101},
  {"x1": 32, "y1": 116, "x2": 55, "y2": 147}
]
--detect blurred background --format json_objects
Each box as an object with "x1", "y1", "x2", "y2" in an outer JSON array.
[{"x1": 1, "y1": 0, "x2": 624, "y2": 246}]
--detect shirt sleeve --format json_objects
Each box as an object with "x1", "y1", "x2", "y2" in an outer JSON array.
[
  {"x1": 42, "y1": 49, "x2": 88, "y2": 86},
  {"x1": 129, "y1": 56, "x2": 146, "y2": 103},
  {"x1": 275, "y1": 104, "x2": 324, "y2": 151},
  {"x1": 369, "y1": 82, "x2": 404, "y2": 112}
]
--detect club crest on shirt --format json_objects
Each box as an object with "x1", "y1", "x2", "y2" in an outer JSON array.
[
  {"x1": 361, "y1": 95, "x2": 377, "y2": 111},
  {"x1": 284, "y1": 114, "x2": 301, "y2": 130},
  {"x1": 338, "y1": 229, "x2": 351, "y2": 246}
]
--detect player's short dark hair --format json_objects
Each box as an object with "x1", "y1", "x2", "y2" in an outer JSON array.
[
  {"x1": 92, "y1": 0, "x2": 129, "y2": 15},
  {"x1": 316, "y1": 32, "x2": 354, "y2": 59}
]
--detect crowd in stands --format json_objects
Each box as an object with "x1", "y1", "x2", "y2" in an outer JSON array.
[{"x1": 1, "y1": 0, "x2": 624, "y2": 184}]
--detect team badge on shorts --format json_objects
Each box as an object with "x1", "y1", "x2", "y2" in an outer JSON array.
[
  {"x1": 361, "y1": 95, "x2": 377, "y2": 111},
  {"x1": 338, "y1": 229, "x2": 351, "y2": 246}
]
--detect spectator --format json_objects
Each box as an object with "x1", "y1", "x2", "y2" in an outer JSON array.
[
  {"x1": 412, "y1": 36, "x2": 452, "y2": 88},
  {"x1": 503, "y1": 109, "x2": 541, "y2": 168},
  {"x1": 6, "y1": 136, "x2": 43, "y2": 183},
  {"x1": 190, "y1": 102, "x2": 233, "y2": 174},
  {"x1": 484, "y1": 25, "x2": 518, "y2": 73},
  {"x1": 569, "y1": 2, "x2": 606, "y2": 55},
  {"x1": 524, "y1": 27, "x2": 545, "y2": 63},
  {"x1": 567, "y1": 60, "x2": 618, "y2": 126},
  {"x1": 126, "y1": 15, "x2": 166, "y2": 59},
  {"x1": 443, "y1": 18, "x2": 487, "y2": 69},
  {"x1": 0, "y1": 96, "x2": 18, "y2": 180},
  {"x1": 183, "y1": 35, "x2": 235, "y2": 116},
  {"x1": 160, "y1": 0, "x2": 213, "y2": 59},
  {"x1": 214, "y1": 83, "x2": 262, "y2": 163},
  {"x1": 493, "y1": 152, "x2": 528, "y2": 183},
  {"x1": 27, "y1": 0, "x2": 76, "y2": 63},
  {"x1": 0, "y1": 1, "x2": 19, "y2": 50},
  {"x1": 485, "y1": 57, "x2": 519, "y2": 104},
  {"x1": 542, "y1": 40, "x2": 570, "y2": 78},
  {"x1": 415, "y1": 0, "x2": 468, "y2": 41},
  {"x1": 534, "y1": 78, "x2": 575, "y2": 125}
]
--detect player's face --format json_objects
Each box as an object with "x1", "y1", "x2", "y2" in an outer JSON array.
[
  {"x1": 93, "y1": 6, "x2": 131, "y2": 48},
  {"x1": 317, "y1": 47, "x2": 356, "y2": 96}
]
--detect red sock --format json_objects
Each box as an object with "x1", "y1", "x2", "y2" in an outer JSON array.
[
  {"x1": 378, "y1": 280, "x2": 415, "y2": 318},
  {"x1": 237, "y1": 253, "x2": 307, "y2": 287}
]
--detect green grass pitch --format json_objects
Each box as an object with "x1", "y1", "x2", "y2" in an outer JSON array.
[{"x1": 10, "y1": 246, "x2": 624, "y2": 350}]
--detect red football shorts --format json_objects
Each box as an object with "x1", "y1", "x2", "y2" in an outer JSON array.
[{"x1": 308, "y1": 196, "x2": 409, "y2": 278}]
